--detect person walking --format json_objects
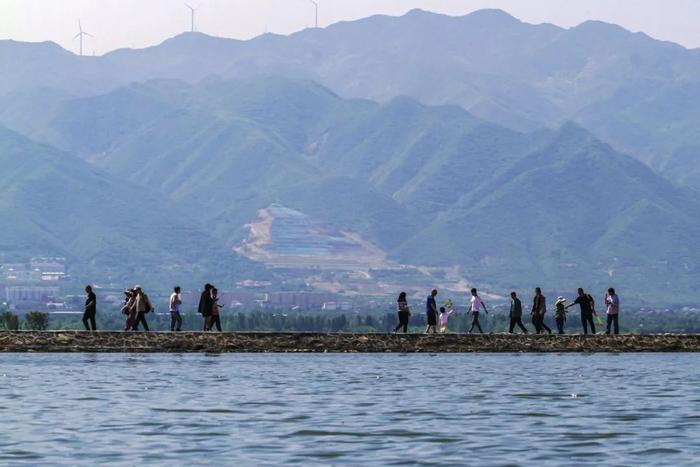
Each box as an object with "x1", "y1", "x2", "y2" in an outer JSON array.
[
  {"x1": 508, "y1": 292, "x2": 528, "y2": 334},
  {"x1": 531, "y1": 288, "x2": 552, "y2": 334},
  {"x1": 169, "y1": 286, "x2": 183, "y2": 332},
  {"x1": 198, "y1": 284, "x2": 213, "y2": 331},
  {"x1": 122, "y1": 289, "x2": 136, "y2": 331},
  {"x1": 394, "y1": 292, "x2": 411, "y2": 334},
  {"x1": 605, "y1": 288, "x2": 620, "y2": 335},
  {"x1": 82, "y1": 285, "x2": 97, "y2": 331},
  {"x1": 131, "y1": 286, "x2": 151, "y2": 332},
  {"x1": 210, "y1": 287, "x2": 223, "y2": 332},
  {"x1": 554, "y1": 296, "x2": 568, "y2": 334},
  {"x1": 425, "y1": 289, "x2": 438, "y2": 334},
  {"x1": 468, "y1": 288, "x2": 488, "y2": 334},
  {"x1": 438, "y1": 306, "x2": 455, "y2": 333},
  {"x1": 566, "y1": 288, "x2": 596, "y2": 335}
]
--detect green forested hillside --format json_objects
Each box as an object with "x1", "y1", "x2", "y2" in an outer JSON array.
[
  {"x1": 1, "y1": 78, "x2": 698, "y2": 299},
  {"x1": 0, "y1": 125, "x2": 256, "y2": 286}
]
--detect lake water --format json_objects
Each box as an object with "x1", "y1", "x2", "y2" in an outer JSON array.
[{"x1": 0, "y1": 353, "x2": 698, "y2": 466}]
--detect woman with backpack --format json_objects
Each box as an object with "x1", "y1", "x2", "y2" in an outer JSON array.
[{"x1": 130, "y1": 286, "x2": 151, "y2": 331}]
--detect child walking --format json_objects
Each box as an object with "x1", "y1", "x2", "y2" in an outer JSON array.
[{"x1": 438, "y1": 306, "x2": 455, "y2": 333}]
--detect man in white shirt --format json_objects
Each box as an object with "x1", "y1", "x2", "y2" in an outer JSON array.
[
  {"x1": 468, "y1": 288, "x2": 489, "y2": 334},
  {"x1": 169, "y1": 286, "x2": 182, "y2": 332},
  {"x1": 605, "y1": 288, "x2": 620, "y2": 335}
]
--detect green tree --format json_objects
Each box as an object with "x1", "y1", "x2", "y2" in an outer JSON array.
[
  {"x1": 0, "y1": 311, "x2": 20, "y2": 330},
  {"x1": 25, "y1": 311, "x2": 50, "y2": 330}
]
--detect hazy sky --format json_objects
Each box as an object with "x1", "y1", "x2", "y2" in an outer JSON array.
[{"x1": 1, "y1": 0, "x2": 699, "y2": 55}]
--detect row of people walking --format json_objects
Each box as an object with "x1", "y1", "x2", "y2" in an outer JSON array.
[
  {"x1": 511, "y1": 287, "x2": 619, "y2": 335},
  {"x1": 81, "y1": 284, "x2": 226, "y2": 332},
  {"x1": 139, "y1": 284, "x2": 223, "y2": 332},
  {"x1": 84, "y1": 283, "x2": 620, "y2": 334},
  {"x1": 396, "y1": 287, "x2": 621, "y2": 335}
]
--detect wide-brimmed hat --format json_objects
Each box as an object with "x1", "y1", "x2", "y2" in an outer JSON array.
[{"x1": 555, "y1": 296, "x2": 566, "y2": 304}]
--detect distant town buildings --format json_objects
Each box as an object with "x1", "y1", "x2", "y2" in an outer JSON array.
[
  {"x1": 1, "y1": 257, "x2": 67, "y2": 283},
  {"x1": 321, "y1": 301, "x2": 353, "y2": 311},
  {"x1": 0, "y1": 257, "x2": 67, "y2": 310},
  {"x1": 5, "y1": 286, "x2": 60, "y2": 311}
]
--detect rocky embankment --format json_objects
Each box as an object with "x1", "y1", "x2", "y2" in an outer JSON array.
[{"x1": 0, "y1": 331, "x2": 699, "y2": 352}]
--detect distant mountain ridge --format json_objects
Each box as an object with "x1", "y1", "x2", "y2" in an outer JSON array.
[{"x1": 2, "y1": 8, "x2": 700, "y2": 189}]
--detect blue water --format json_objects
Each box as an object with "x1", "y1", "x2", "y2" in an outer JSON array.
[{"x1": 0, "y1": 353, "x2": 698, "y2": 466}]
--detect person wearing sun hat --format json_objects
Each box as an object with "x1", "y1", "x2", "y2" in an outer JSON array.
[{"x1": 554, "y1": 296, "x2": 568, "y2": 334}]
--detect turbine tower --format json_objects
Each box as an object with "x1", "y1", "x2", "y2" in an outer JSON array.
[
  {"x1": 309, "y1": 0, "x2": 319, "y2": 28},
  {"x1": 185, "y1": 3, "x2": 197, "y2": 32},
  {"x1": 73, "y1": 20, "x2": 93, "y2": 57}
]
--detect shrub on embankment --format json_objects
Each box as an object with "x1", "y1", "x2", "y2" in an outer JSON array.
[{"x1": 0, "y1": 311, "x2": 50, "y2": 330}]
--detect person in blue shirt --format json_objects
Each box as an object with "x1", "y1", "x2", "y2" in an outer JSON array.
[{"x1": 425, "y1": 289, "x2": 438, "y2": 334}]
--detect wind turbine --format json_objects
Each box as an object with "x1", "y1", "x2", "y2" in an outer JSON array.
[
  {"x1": 185, "y1": 3, "x2": 197, "y2": 32},
  {"x1": 73, "y1": 20, "x2": 93, "y2": 57},
  {"x1": 309, "y1": 0, "x2": 319, "y2": 28}
]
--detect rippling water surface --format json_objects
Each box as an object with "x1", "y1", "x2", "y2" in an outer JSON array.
[{"x1": 0, "y1": 353, "x2": 699, "y2": 465}]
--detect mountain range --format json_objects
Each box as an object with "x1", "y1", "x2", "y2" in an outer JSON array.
[
  {"x1": 3, "y1": 9, "x2": 700, "y2": 190},
  {"x1": 1, "y1": 9, "x2": 699, "y2": 300}
]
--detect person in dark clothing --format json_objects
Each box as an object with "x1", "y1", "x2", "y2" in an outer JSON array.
[
  {"x1": 425, "y1": 289, "x2": 438, "y2": 334},
  {"x1": 131, "y1": 286, "x2": 151, "y2": 332},
  {"x1": 210, "y1": 287, "x2": 223, "y2": 332},
  {"x1": 82, "y1": 285, "x2": 97, "y2": 331},
  {"x1": 509, "y1": 292, "x2": 528, "y2": 334},
  {"x1": 531, "y1": 288, "x2": 552, "y2": 334},
  {"x1": 566, "y1": 288, "x2": 596, "y2": 335},
  {"x1": 394, "y1": 292, "x2": 411, "y2": 334},
  {"x1": 198, "y1": 283, "x2": 214, "y2": 331}
]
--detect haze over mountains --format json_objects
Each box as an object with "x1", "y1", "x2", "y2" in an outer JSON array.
[{"x1": 1, "y1": 9, "x2": 699, "y2": 300}]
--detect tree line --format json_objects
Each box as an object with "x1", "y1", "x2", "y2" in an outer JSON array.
[{"x1": 2, "y1": 308, "x2": 700, "y2": 333}]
